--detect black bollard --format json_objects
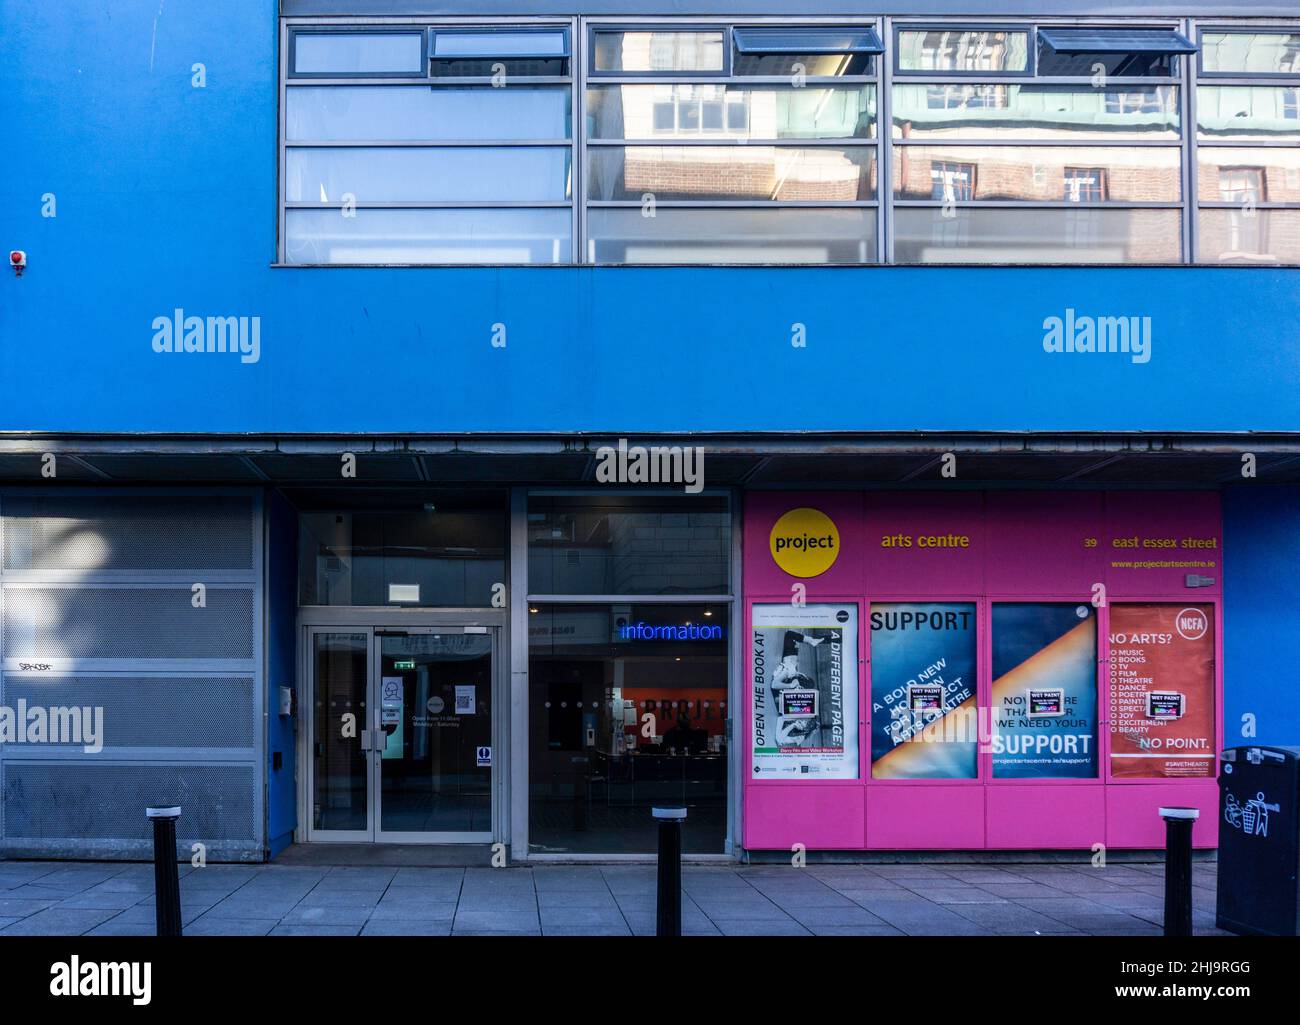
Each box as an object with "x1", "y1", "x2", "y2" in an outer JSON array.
[
  {"x1": 1159, "y1": 806, "x2": 1199, "y2": 937},
  {"x1": 147, "y1": 806, "x2": 183, "y2": 937},
  {"x1": 654, "y1": 806, "x2": 686, "y2": 937}
]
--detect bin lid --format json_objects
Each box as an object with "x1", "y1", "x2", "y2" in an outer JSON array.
[{"x1": 1221, "y1": 745, "x2": 1300, "y2": 764}]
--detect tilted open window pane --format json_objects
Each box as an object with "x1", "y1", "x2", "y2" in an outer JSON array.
[
  {"x1": 286, "y1": 86, "x2": 571, "y2": 142},
  {"x1": 893, "y1": 145, "x2": 1181, "y2": 202},
  {"x1": 893, "y1": 83, "x2": 1179, "y2": 140},
  {"x1": 587, "y1": 207, "x2": 878, "y2": 265},
  {"x1": 1197, "y1": 86, "x2": 1300, "y2": 140},
  {"x1": 589, "y1": 146, "x2": 876, "y2": 202},
  {"x1": 293, "y1": 32, "x2": 425, "y2": 75},
  {"x1": 731, "y1": 26, "x2": 882, "y2": 77},
  {"x1": 285, "y1": 208, "x2": 572, "y2": 265},
  {"x1": 1200, "y1": 32, "x2": 1300, "y2": 75},
  {"x1": 897, "y1": 29, "x2": 1030, "y2": 73},
  {"x1": 429, "y1": 29, "x2": 570, "y2": 77},
  {"x1": 893, "y1": 206, "x2": 1182, "y2": 264},
  {"x1": 592, "y1": 30, "x2": 726, "y2": 73},
  {"x1": 1036, "y1": 28, "x2": 1194, "y2": 78},
  {"x1": 588, "y1": 84, "x2": 875, "y2": 141},
  {"x1": 286, "y1": 147, "x2": 572, "y2": 203}
]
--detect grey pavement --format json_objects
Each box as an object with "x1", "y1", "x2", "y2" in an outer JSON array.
[{"x1": 0, "y1": 858, "x2": 1229, "y2": 937}]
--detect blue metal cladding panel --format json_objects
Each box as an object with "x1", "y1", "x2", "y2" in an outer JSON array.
[
  {"x1": 1223, "y1": 488, "x2": 1300, "y2": 750},
  {"x1": 3, "y1": 1, "x2": 1300, "y2": 436},
  {"x1": 266, "y1": 490, "x2": 298, "y2": 858}
]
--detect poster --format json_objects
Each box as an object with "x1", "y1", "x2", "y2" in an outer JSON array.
[
  {"x1": 454, "y1": 685, "x2": 476, "y2": 715},
  {"x1": 1109, "y1": 603, "x2": 1215, "y2": 778},
  {"x1": 990, "y1": 604, "x2": 1098, "y2": 778},
  {"x1": 870, "y1": 603, "x2": 977, "y2": 779},
  {"x1": 751, "y1": 603, "x2": 858, "y2": 779},
  {"x1": 380, "y1": 676, "x2": 404, "y2": 759}
]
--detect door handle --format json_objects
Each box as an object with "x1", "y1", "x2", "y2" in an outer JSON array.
[{"x1": 360, "y1": 729, "x2": 386, "y2": 750}]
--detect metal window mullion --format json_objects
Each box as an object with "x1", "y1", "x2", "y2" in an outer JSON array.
[
  {"x1": 571, "y1": 14, "x2": 582, "y2": 264},
  {"x1": 1184, "y1": 17, "x2": 1198, "y2": 264},
  {"x1": 285, "y1": 139, "x2": 572, "y2": 147},
  {"x1": 880, "y1": 15, "x2": 893, "y2": 264},
  {"x1": 891, "y1": 138, "x2": 1185, "y2": 148},
  {"x1": 279, "y1": 25, "x2": 289, "y2": 265}
]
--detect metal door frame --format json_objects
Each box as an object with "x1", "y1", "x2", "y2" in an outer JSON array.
[{"x1": 299, "y1": 607, "x2": 508, "y2": 845}]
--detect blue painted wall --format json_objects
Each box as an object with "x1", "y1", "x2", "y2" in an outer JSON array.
[
  {"x1": 4, "y1": 1, "x2": 1300, "y2": 435},
  {"x1": 1223, "y1": 487, "x2": 1300, "y2": 750},
  {"x1": 266, "y1": 489, "x2": 298, "y2": 856}
]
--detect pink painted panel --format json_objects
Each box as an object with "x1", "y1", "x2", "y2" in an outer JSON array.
[
  {"x1": 742, "y1": 491, "x2": 864, "y2": 597},
  {"x1": 1104, "y1": 492, "x2": 1223, "y2": 598},
  {"x1": 986, "y1": 786, "x2": 1106, "y2": 849},
  {"x1": 744, "y1": 785, "x2": 865, "y2": 849},
  {"x1": 866, "y1": 786, "x2": 985, "y2": 849},
  {"x1": 1106, "y1": 783, "x2": 1220, "y2": 848},
  {"x1": 863, "y1": 492, "x2": 985, "y2": 594},
  {"x1": 985, "y1": 491, "x2": 1105, "y2": 594}
]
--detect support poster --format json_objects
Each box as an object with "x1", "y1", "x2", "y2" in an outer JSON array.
[
  {"x1": 1109, "y1": 603, "x2": 1216, "y2": 778},
  {"x1": 870, "y1": 603, "x2": 978, "y2": 779},
  {"x1": 991, "y1": 604, "x2": 1098, "y2": 778},
  {"x1": 751, "y1": 603, "x2": 858, "y2": 779}
]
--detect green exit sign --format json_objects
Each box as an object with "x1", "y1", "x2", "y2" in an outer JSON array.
[{"x1": 394, "y1": 660, "x2": 416, "y2": 670}]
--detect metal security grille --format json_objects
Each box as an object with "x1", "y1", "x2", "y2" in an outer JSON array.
[
  {"x1": 1, "y1": 763, "x2": 257, "y2": 843},
  {"x1": 0, "y1": 676, "x2": 255, "y2": 749},
  {"x1": 2, "y1": 495, "x2": 255, "y2": 571},
  {"x1": 0, "y1": 490, "x2": 263, "y2": 861},
  {"x1": 3, "y1": 587, "x2": 255, "y2": 660}
]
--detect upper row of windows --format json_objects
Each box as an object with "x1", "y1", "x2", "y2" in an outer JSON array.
[
  {"x1": 289, "y1": 25, "x2": 1300, "y2": 79},
  {"x1": 279, "y1": 22, "x2": 1300, "y2": 267}
]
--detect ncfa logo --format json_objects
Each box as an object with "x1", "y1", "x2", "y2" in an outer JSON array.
[
  {"x1": 1176, "y1": 607, "x2": 1208, "y2": 641},
  {"x1": 151, "y1": 308, "x2": 261, "y2": 364},
  {"x1": 1042, "y1": 308, "x2": 1151, "y2": 365}
]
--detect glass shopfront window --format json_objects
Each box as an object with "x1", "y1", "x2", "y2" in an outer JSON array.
[
  {"x1": 298, "y1": 490, "x2": 507, "y2": 607},
  {"x1": 527, "y1": 603, "x2": 729, "y2": 854},
  {"x1": 527, "y1": 494, "x2": 730, "y2": 595},
  {"x1": 990, "y1": 603, "x2": 1099, "y2": 778}
]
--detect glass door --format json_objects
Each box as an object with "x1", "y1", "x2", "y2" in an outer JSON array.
[
  {"x1": 375, "y1": 628, "x2": 495, "y2": 841},
  {"x1": 307, "y1": 625, "x2": 498, "y2": 843},
  {"x1": 309, "y1": 629, "x2": 374, "y2": 840}
]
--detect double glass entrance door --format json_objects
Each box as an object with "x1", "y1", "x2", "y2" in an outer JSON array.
[{"x1": 309, "y1": 625, "x2": 497, "y2": 842}]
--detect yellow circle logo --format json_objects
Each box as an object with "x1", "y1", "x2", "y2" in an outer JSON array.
[{"x1": 769, "y1": 508, "x2": 840, "y2": 578}]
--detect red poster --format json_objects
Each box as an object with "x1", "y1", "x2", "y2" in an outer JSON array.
[{"x1": 1109, "y1": 603, "x2": 1216, "y2": 778}]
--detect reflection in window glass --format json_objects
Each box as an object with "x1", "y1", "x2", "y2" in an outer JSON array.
[
  {"x1": 1197, "y1": 147, "x2": 1300, "y2": 202},
  {"x1": 593, "y1": 30, "x2": 725, "y2": 72},
  {"x1": 897, "y1": 29, "x2": 1029, "y2": 72},
  {"x1": 588, "y1": 84, "x2": 875, "y2": 140},
  {"x1": 528, "y1": 603, "x2": 729, "y2": 853},
  {"x1": 294, "y1": 32, "x2": 424, "y2": 75},
  {"x1": 528, "y1": 495, "x2": 730, "y2": 596},
  {"x1": 894, "y1": 206, "x2": 1182, "y2": 263},
  {"x1": 870, "y1": 603, "x2": 977, "y2": 779},
  {"x1": 298, "y1": 497, "x2": 507, "y2": 607},
  {"x1": 588, "y1": 146, "x2": 875, "y2": 202},
  {"x1": 990, "y1": 604, "x2": 1098, "y2": 779},
  {"x1": 893, "y1": 84, "x2": 1179, "y2": 140},
  {"x1": 1197, "y1": 208, "x2": 1300, "y2": 263},
  {"x1": 287, "y1": 87, "x2": 571, "y2": 142},
  {"x1": 893, "y1": 146, "x2": 1180, "y2": 202},
  {"x1": 588, "y1": 206, "x2": 878, "y2": 264},
  {"x1": 731, "y1": 27, "x2": 880, "y2": 76},
  {"x1": 1197, "y1": 86, "x2": 1300, "y2": 140},
  {"x1": 1036, "y1": 32, "x2": 1184, "y2": 78},
  {"x1": 1201, "y1": 31, "x2": 1300, "y2": 75}
]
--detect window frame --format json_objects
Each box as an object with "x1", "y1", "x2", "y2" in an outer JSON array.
[
  {"x1": 892, "y1": 23, "x2": 1037, "y2": 79},
  {"x1": 288, "y1": 27, "x2": 429, "y2": 80},
  {"x1": 586, "y1": 24, "x2": 733, "y2": 78},
  {"x1": 1196, "y1": 25, "x2": 1300, "y2": 80}
]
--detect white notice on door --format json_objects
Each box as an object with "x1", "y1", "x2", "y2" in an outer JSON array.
[{"x1": 455, "y1": 685, "x2": 476, "y2": 714}]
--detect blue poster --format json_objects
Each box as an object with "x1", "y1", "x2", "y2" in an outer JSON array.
[
  {"x1": 870, "y1": 603, "x2": 977, "y2": 779},
  {"x1": 990, "y1": 603, "x2": 1098, "y2": 778}
]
